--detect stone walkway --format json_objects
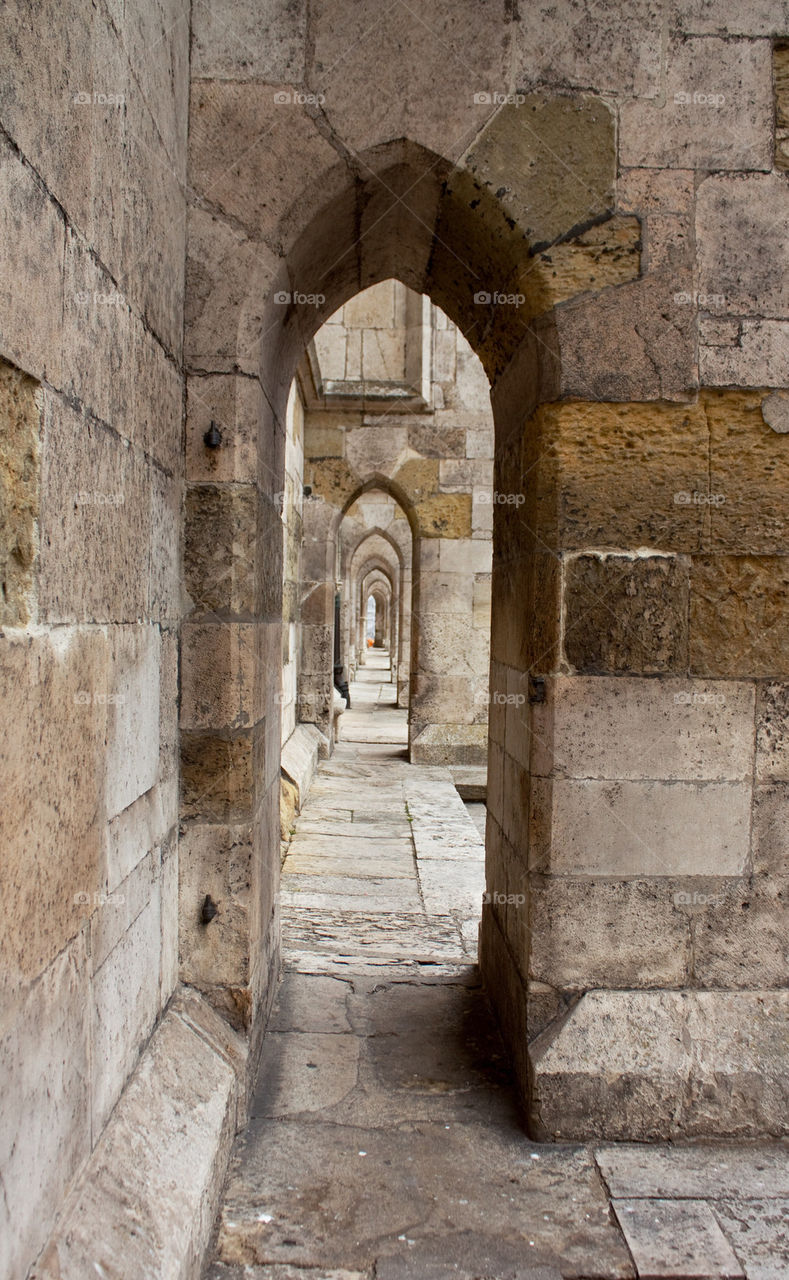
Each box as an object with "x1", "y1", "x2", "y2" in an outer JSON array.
[{"x1": 207, "y1": 659, "x2": 789, "y2": 1280}]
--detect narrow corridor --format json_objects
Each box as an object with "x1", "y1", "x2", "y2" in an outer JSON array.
[{"x1": 207, "y1": 661, "x2": 789, "y2": 1280}]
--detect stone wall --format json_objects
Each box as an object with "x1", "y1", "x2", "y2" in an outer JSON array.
[
  {"x1": 4, "y1": 5, "x2": 789, "y2": 1274},
  {"x1": 0, "y1": 1, "x2": 188, "y2": 1274}
]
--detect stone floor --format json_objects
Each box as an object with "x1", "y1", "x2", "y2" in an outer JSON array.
[{"x1": 207, "y1": 659, "x2": 789, "y2": 1280}]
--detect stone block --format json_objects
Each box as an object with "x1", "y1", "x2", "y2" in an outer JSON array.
[
  {"x1": 529, "y1": 215, "x2": 642, "y2": 311},
  {"x1": 690, "y1": 556, "x2": 789, "y2": 676},
  {"x1": 527, "y1": 876, "x2": 691, "y2": 989},
  {"x1": 35, "y1": 994, "x2": 243, "y2": 1280},
  {"x1": 463, "y1": 96, "x2": 615, "y2": 248},
  {"x1": 0, "y1": 937, "x2": 90, "y2": 1280},
  {"x1": 105, "y1": 625, "x2": 161, "y2": 818},
  {"x1": 415, "y1": 493, "x2": 472, "y2": 538},
  {"x1": 529, "y1": 989, "x2": 789, "y2": 1140},
  {"x1": 692, "y1": 880, "x2": 789, "y2": 987},
  {"x1": 522, "y1": 399, "x2": 710, "y2": 552},
  {"x1": 554, "y1": 271, "x2": 697, "y2": 401},
  {"x1": 530, "y1": 777, "x2": 751, "y2": 876},
  {"x1": 700, "y1": 318, "x2": 789, "y2": 386},
  {"x1": 619, "y1": 36, "x2": 773, "y2": 170},
  {"x1": 191, "y1": 0, "x2": 306, "y2": 80},
  {"x1": 309, "y1": 0, "x2": 509, "y2": 157},
  {"x1": 184, "y1": 483, "x2": 266, "y2": 620},
  {"x1": 181, "y1": 621, "x2": 262, "y2": 732},
  {"x1": 515, "y1": 0, "x2": 662, "y2": 96},
  {"x1": 612, "y1": 1198, "x2": 744, "y2": 1279},
  {"x1": 752, "y1": 784, "x2": 789, "y2": 874},
  {"x1": 189, "y1": 81, "x2": 340, "y2": 251},
  {"x1": 184, "y1": 206, "x2": 283, "y2": 375},
  {"x1": 532, "y1": 675, "x2": 755, "y2": 782},
  {"x1": 563, "y1": 553, "x2": 690, "y2": 674},
  {"x1": 305, "y1": 417, "x2": 347, "y2": 459},
  {"x1": 0, "y1": 627, "x2": 109, "y2": 994},
  {"x1": 38, "y1": 393, "x2": 150, "y2": 623},
  {"x1": 281, "y1": 723, "x2": 323, "y2": 805},
  {"x1": 0, "y1": 358, "x2": 40, "y2": 626},
  {"x1": 180, "y1": 724, "x2": 263, "y2": 824},
  {"x1": 91, "y1": 890, "x2": 162, "y2": 1134},
  {"x1": 179, "y1": 822, "x2": 256, "y2": 992},
  {"x1": 697, "y1": 175, "x2": 789, "y2": 320},
  {"x1": 186, "y1": 373, "x2": 264, "y2": 485},
  {"x1": 755, "y1": 682, "x2": 789, "y2": 781},
  {"x1": 160, "y1": 835, "x2": 179, "y2": 1007},
  {"x1": 62, "y1": 230, "x2": 134, "y2": 436},
  {"x1": 106, "y1": 774, "x2": 178, "y2": 894},
  {"x1": 703, "y1": 389, "x2": 789, "y2": 554}
]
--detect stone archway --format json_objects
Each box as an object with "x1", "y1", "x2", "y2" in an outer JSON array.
[{"x1": 184, "y1": 98, "x2": 789, "y2": 1141}]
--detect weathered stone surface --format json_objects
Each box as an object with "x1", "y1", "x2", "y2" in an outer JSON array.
[
  {"x1": 521, "y1": 399, "x2": 710, "y2": 552},
  {"x1": 612, "y1": 1198, "x2": 744, "y2": 1279},
  {"x1": 752, "y1": 784, "x2": 789, "y2": 874},
  {"x1": 515, "y1": 0, "x2": 661, "y2": 96},
  {"x1": 697, "y1": 175, "x2": 789, "y2": 322},
  {"x1": 563, "y1": 553, "x2": 690, "y2": 674},
  {"x1": 619, "y1": 36, "x2": 773, "y2": 170},
  {"x1": 0, "y1": 358, "x2": 39, "y2": 625},
  {"x1": 0, "y1": 937, "x2": 90, "y2": 1280},
  {"x1": 191, "y1": 0, "x2": 306, "y2": 80},
  {"x1": 39, "y1": 395, "x2": 151, "y2": 623},
  {"x1": 531, "y1": 676, "x2": 755, "y2": 782},
  {"x1": 531, "y1": 777, "x2": 751, "y2": 876},
  {"x1": 704, "y1": 389, "x2": 789, "y2": 554},
  {"x1": 307, "y1": 0, "x2": 510, "y2": 158},
  {"x1": 1, "y1": 628, "x2": 111, "y2": 993},
  {"x1": 776, "y1": 39, "x2": 789, "y2": 169},
  {"x1": 529, "y1": 990, "x2": 789, "y2": 1140},
  {"x1": 596, "y1": 1139, "x2": 789, "y2": 1198},
  {"x1": 690, "y1": 556, "x2": 789, "y2": 676},
  {"x1": 700, "y1": 317, "x2": 789, "y2": 386},
  {"x1": 692, "y1": 880, "x2": 789, "y2": 988},
  {"x1": 184, "y1": 206, "x2": 283, "y2": 375},
  {"x1": 91, "y1": 890, "x2": 162, "y2": 1133},
  {"x1": 527, "y1": 877, "x2": 691, "y2": 989},
  {"x1": 0, "y1": 124, "x2": 66, "y2": 388},
  {"x1": 34, "y1": 994, "x2": 244, "y2": 1280},
  {"x1": 553, "y1": 272, "x2": 697, "y2": 401},
  {"x1": 189, "y1": 81, "x2": 341, "y2": 251},
  {"x1": 463, "y1": 97, "x2": 615, "y2": 248},
  {"x1": 715, "y1": 1196, "x2": 789, "y2": 1280}
]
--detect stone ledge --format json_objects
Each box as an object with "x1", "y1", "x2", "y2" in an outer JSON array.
[
  {"x1": 529, "y1": 989, "x2": 789, "y2": 1142},
  {"x1": 281, "y1": 723, "x2": 326, "y2": 806},
  {"x1": 31, "y1": 987, "x2": 247, "y2": 1280}
]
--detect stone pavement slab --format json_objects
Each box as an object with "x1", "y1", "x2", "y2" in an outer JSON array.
[
  {"x1": 596, "y1": 1143, "x2": 789, "y2": 1199},
  {"x1": 612, "y1": 1198, "x2": 744, "y2": 1278}
]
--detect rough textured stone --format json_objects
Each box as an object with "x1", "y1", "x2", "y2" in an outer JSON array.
[
  {"x1": 697, "y1": 175, "x2": 789, "y2": 319},
  {"x1": 690, "y1": 556, "x2": 789, "y2": 676},
  {"x1": 0, "y1": 358, "x2": 40, "y2": 625},
  {"x1": 563, "y1": 553, "x2": 690, "y2": 674}
]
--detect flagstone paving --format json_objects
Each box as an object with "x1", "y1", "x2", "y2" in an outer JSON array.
[{"x1": 207, "y1": 658, "x2": 789, "y2": 1280}]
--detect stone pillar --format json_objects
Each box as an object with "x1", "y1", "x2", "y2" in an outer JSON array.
[
  {"x1": 180, "y1": 374, "x2": 282, "y2": 1043},
  {"x1": 481, "y1": 389, "x2": 789, "y2": 1140}
]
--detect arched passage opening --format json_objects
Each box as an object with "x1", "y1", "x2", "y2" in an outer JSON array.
[{"x1": 183, "y1": 109, "x2": 750, "y2": 1143}]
